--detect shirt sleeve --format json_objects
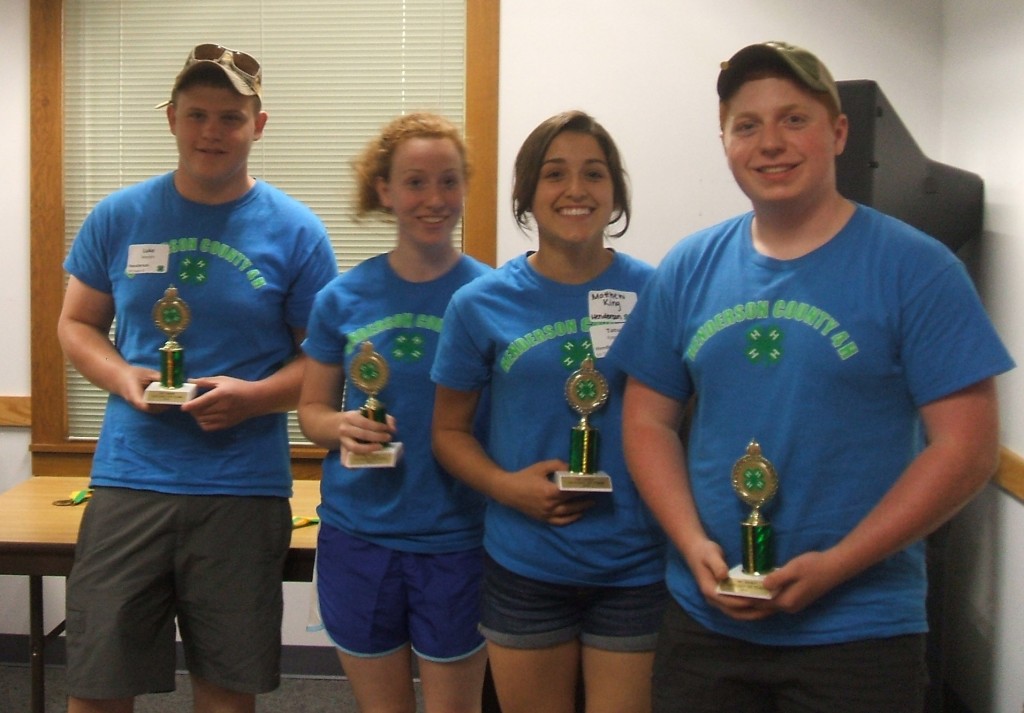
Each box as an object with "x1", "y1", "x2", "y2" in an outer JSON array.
[
  {"x1": 606, "y1": 255, "x2": 693, "y2": 402},
  {"x1": 430, "y1": 288, "x2": 494, "y2": 392}
]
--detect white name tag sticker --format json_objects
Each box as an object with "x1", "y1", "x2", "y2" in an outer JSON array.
[
  {"x1": 126, "y1": 244, "x2": 170, "y2": 275},
  {"x1": 588, "y1": 289, "x2": 638, "y2": 358}
]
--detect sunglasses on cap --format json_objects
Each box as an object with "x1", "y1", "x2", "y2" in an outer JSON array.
[
  {"x1": 187, "y1": 43, "x2": 261, "y2": 83},
  {"x1": 156, "y1": 43, "x2": 262, "y2": 108}
]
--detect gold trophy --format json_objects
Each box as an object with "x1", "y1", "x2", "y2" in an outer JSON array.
[
  {"x1": 716, "y1": 440, "x2": 779, "y2": 599},
  {"x1": 341, "y1": 341, "x2": 403, "y2": 468},
  {"x1": 143, "y1": 285, "x2": 198, "y2": 404},
  {"x1": 553, "y1": 357, "x2": 613, "y2": 492}
]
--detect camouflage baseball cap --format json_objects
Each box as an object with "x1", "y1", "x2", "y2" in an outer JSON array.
[{"x1": 717, "y1": 41, "x2": 841, "y2": 114}]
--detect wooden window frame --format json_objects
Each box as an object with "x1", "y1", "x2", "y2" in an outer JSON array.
[{"x1": 28, "y1": 0, "x2": 499, "y2": 479}]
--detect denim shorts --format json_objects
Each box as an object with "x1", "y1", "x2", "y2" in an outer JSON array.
[
  {"x1": 479, "y1": 554, "x2": 668, "y2": 652},
  {"x1": 316, "y1": 524, "x2": 485, "y2": 662}
]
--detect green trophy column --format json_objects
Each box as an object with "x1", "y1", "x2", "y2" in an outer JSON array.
[
  {"x1": 741, "y1": 508, "x2": 774, "y2": 575},
  {"x1": 159, "y1": 342, "x2": 185, "y2": 388},
  {"x1": 569, "y1": 422, "x2": 600, "y2": 474}
]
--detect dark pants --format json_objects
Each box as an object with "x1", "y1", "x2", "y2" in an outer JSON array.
[{"x1": 652, "y1": 599, "x2": 928, "y2": 713}]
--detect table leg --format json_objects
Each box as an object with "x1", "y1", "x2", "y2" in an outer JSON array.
[{"x1": 29, "y1": 574, "x2": 45, "y2": 713}]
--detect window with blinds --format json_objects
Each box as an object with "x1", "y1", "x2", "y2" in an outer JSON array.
[{"x1": 63, "y1": 0, "x2": 466, "y2": 442}]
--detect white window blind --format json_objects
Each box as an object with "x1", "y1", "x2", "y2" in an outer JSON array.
[{"x1": 63, "y1": 0, "x2": 466, "y2": 442}]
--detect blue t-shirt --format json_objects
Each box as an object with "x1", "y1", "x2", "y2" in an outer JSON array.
[
  {"x1": 64, "y1": 172, "x2": 338, "y2": 497},
  {"x1": 606, "y1": 204, "x2": 1014, "y2": 645},
  {"x1": 432, "y1": 251, "x2": 667, "y2": 586},
  {"x1": 302, "y1": 253, "x2": 491, "y2": 553}
]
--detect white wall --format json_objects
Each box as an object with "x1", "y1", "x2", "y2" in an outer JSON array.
[
  {"x1": 0, "y1": 0, "x2": 31, "y2": 482},
  {"x1": 0, "y1": 0, "x2": 40, "y2": 639},
  {"x1": 941, "y1": 2, "x2": 1024, "y2": 711},
  {"x1": 494, "y1": 0, "x2": 946, "y2": 267},
  {"x1": 1, "y1": 1, "x2": 1021, "y2": 709}
]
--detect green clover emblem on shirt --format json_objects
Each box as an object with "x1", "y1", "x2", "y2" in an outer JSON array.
[
  {"x1": 178, "y1": 256, "x2": 209, "y2": 284},
  {"x1": 746, "y1": 325, "x2": 783, "y2": 364},
  {"x1": 391, "y1": 332, "x2": 425, "y2": 362},
  {"x1": 561, "y1": 339, "x2": 594, "y2": 370}
]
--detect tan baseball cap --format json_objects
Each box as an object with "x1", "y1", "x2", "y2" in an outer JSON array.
[
  {"x1": 717, "y1": 41, "x2": 841, "y2": 114},
  {"x1": 156, "y1": 43, "x2": 262, "y2": 108}
]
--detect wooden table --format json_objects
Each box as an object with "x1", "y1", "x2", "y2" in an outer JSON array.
[{"x1": 0, "y1": 476, "x2": 322, "y2": 713}]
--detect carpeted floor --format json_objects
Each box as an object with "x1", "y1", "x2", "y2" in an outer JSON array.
[{"x1": 0, "y1": 664, "x2": 422, "y2": 712}]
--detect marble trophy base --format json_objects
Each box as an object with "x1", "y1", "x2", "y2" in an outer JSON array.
[
  {"x1": 342, "y1": 442, "x2": 404, "y2": 468},
  {"x1": 553, "y1": 470, "x2": 613, "y2": 492},
  {"x1": 143, "y1": 381, "x2": 197, "y2": 405},
  {"x1": 716, "y1": 564, "x2": 776, "y2": 599}
]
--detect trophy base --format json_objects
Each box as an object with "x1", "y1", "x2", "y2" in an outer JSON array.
[
  {"x1": 716, "y1": 564, "x2": 776, "y2": 599},
  {"x1": 341, "y1": 442, "x2": 404, "y2": 469},
  {"x1": 143, "y1": 381, "x2": 197, "y2": 405},
  {"x1": 553, "y1": 470, "x2": 613, "y2": 492}
]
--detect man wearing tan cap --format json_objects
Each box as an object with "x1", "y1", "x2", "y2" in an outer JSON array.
[
  {"x1": 608, "y1": 41, "x2": 1013, "y2": 711},
  {"x1": 59, "y1": 44, "x2": 337, "y2": 713}
]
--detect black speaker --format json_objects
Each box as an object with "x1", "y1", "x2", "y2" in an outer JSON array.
[{"x1": 835, "y1": 80, "x2": 983, "y2": 254}]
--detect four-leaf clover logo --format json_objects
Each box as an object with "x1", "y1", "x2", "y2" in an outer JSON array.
[
  {"x1": 178, "y1": 256, "x2": 209, "y2": 285},
  {"x1": 574, "y1": 378, "x2": 599, "y2": 402},
  {"x1": 746, "y1": 326, "x2": 783, "y2": 364},
  {"x1": 358, "y1": 362, "x2": 380, "y2": 382},
  {"x1": 161, "y1": 307, "x2": 183, "y2": 325},
  {"x1": 743, "y1": 467, "x2": 766, "y2": 493},
  {"x1": 391, "y1": 332, "x2": 425, "y2": 362},
  {"x1": 560, "y1": 339, "x2": 594, "y2": 370}
]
